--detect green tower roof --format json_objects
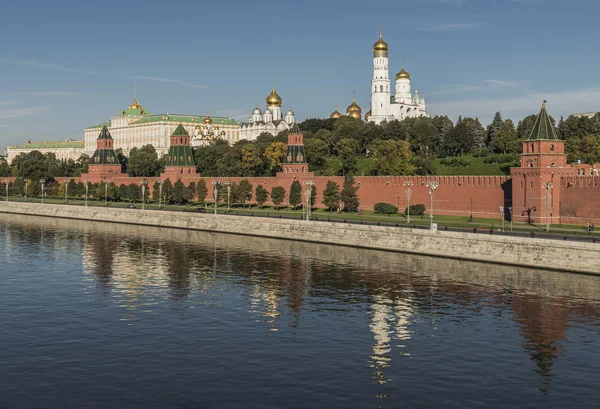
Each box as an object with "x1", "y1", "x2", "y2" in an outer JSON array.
[
  {"x1": 528, "y1": 101, "x2": 559, "y2": 140},
  {"x1": 172, "y1": 124, "x2": 189, "y2": 136},
  {"x1": 98, "y1": 126, "x2": 113, "y2": 140}
]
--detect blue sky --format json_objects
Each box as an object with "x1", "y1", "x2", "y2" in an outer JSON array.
[{"x1": 1, "y1": 0, "x2": 599, "y2": 150}]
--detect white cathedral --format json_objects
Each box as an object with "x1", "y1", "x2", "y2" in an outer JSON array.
[
  {"x1": 239, "y1": 87, "x2": 296, "y2": 140},
  {"x1": 367, "y1": 30, "x2": 427, "y2": 124}
]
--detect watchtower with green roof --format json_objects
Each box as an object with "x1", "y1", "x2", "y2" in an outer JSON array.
[
  {"x1": 511, "y1": 101, "x2": 576, "y2": 224},
  {"x1": 520, "y1": 100, "x2": 567, "y2": 169},
  {"x1": 162, "y1": 124, "x2": 197, "y2": 176},
  {"x1": 87, "y1": 126, "x2": 123, "y2": 177},
  {"x1": 282, "y1": 123, "x2": 309, "y2": 174}
]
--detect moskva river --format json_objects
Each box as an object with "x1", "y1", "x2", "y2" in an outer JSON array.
[{"x1": 1, "y1": 213, "x2": 600, "y2": 408}]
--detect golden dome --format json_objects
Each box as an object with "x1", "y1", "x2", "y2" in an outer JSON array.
[
  {"x1": 129, "y1": 98, "x2": 142, "y2": 109},
  {"x1": 266, "y1": 86, "x2": 282, "y2": 107},
  {"x1": 396, "y1": 59, "x2": 410, "y2": 80},
  {"x1": 348, "y1": 110, "x2": 362, "y2": 120},
  {"x1": 373, "y1": 30, "x2": 388, "y2": 57},
  {"x1": 330, "y1": 110, "x2": 342, "y2": 119},
  {"x1": 346, "y1": 96, "x2": 362, "y2": 116},
  {"x1": 203, "y1": 115, "x2": 212, "y2": 124},
  {"x1": 365, "y1": 110, "x2": 371, "y2": 120}
]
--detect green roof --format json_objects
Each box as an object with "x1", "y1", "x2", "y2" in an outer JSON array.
[
  {"x1": 130, "y1": 114, "x2": 241, "y2": 126},
  {"x1": 98, "y1": 126, "x2": 113, "y2": 140},
  {"x1": 165, "y1": 145, "x2": 196, "y2": 167},
  {"x1": 86, "y1": 120, "x2": 111, "y2": 130},
  {"x1": 121, "y1": 107, "x2": 151, "y2": 117},
  {"x1": 172, "y1": 124, "x2": 189, "y2": 136},
  {"x1": 528, "y1": 101, "x2": 559, "y2": 140},
  {"x1": 90, "y1": 148, "x2": 120, "y2": 166},
  {"x1": 9, "y1": 141, "x2": 85, "y2": 149}
]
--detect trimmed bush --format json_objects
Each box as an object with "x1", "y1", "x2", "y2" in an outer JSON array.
[
  {"x1": 405, "y1": 204, "x2": 426, "y2": 216},
  {"x1": 374, "y1": 202, "x2": 398, "y2": 214}
]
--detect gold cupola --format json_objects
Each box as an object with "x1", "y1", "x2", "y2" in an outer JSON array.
[
  {"x1": 396, "y1": 58, "x2": 410, "y2": 80},
  {"x1": 330, "y1": 103, "x2": 342, "y2": 119},
  {"x1": 373, "y1": 29, "x2": 388, "y2": 58},
  {"x1": 365, "y1": 110, "x2": 372, "y2": 121},
  {"x1": 266, "y1": 86, "x2": 282, "y2": 107},
  {"x1": 346, "y1": 95, "x2": 362, "y2": 120},
  {"x1": 203, "y1": 115, "x2": 212, "y2": 124},
  {"x1": 129, "y1": 98, "x2": 142, "y2": 110}
]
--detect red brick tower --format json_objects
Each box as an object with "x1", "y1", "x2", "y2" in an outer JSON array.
[
  {"x1": 161, "y1": 124, "x2": 197, "y2": 178},
  {"x1": 83, "y1": 126, "x2": 123, "y2": 180},
  {"x1": 511, "y1": 101, "x2": 576, "y2": 224}
]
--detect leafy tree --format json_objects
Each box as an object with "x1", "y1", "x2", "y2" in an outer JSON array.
[
  {"x1": 432, "y1": 115, "x2": 454, "y2": 145},
  {"x1": 255, "y1": 185, "x2": 268, "y2": 208},
  {"x1": 162, "y1": 179, "x2": 174, "y2": 203},
  {"x1": 0, "y1": 160, "x2": 10, "y2": 177},
  {"x1": 370, "y1": 139, "x2": 415, "y2": 175},
  {"x1": 172, "y1": 180, "x2": 191, "y2": 204},
  {"x1": 238, "y1": 179, "x2": 253, "y2": 207},
  {"x1": 196, "y1": 179, "x2": 208, "y2": 203},
  {"x1": 335, "y1": 138, "x2": 359, "y2": 175},
  {"x1": 128, "y1": 145, "x2": 161, "y2": 177},
  {"x1": 405, "y1": 116, "x2": 441, "y2": 157},
  {"x1": 304, "y1": 138, "x2": 330, "y2": 174},
  {"x1": 289, "y1": 180, "x2": 302, "y2": 209},
  {"x1": 152, "y1": 181, "x2": 161, "y2": 201},
  {"x1": 517, "y1": 114, "x2": 538, "y2": 141},
  {"x1": 493, "y1": 119, "x2": 520, "y2": 154},
  {"x1": 187, "y1": 181, "x2": 197, "y2": 201},
  {"x1": 322, "y1": 180, "x2": 341, "y2": 211},
  {"x1": 264, "y1": 142, "x2": 287, "y2": 174},
  {"x1": 487, "y1": 112, "x2": 504, "y2": 149},
  {"x1": 299, "y1": 118, "x2": 336, "y2": 134},
  {"x1": 127, "y1": 183, "x2": 140, "y2": 203},
  {"x1": 271, "y1": 186, "x2": 285, "y2": 210},
  {"x1": 341, "y1": 173, "x2": 359, "y2": 212},
  {"x1": 310, "y1": 185, "x2": 317, "y2": 207}
]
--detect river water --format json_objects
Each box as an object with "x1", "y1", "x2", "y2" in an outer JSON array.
[{"x1": 1, "y1": 213, "x2": 600, "y2": 408}]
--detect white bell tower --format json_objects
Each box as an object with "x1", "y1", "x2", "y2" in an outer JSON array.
[{"x1": 370, "y1": 28, "x2": 390, "y2": 124}]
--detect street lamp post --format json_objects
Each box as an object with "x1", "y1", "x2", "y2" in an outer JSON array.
[
  {"x1": 4, "y1": 180, "x2": 8, "y2": 202},
  {"x1": 426, "y1": 181, "x2": 439, "y2": 230},
  {"x1": 64, "y1": 179, "x2": 69, "y2": 202},
  {"x1": 103, "y1": 179, "x2": 108, "y2": 206},
  {"x1": 303, "y1": 180, "x2": 314, "y2": 221},
  {"x1": 499, "y1": 206, "x2": 505, "y2": 232},
  {"x1": 224, "y1": 181, "x2": 232, "y2": 213},
  {"x1": 85, "y1": 179, "x2": 90, "y2": 207},
  {"x1": 212, "y1": 180, "x2": 220, "y2": 215},
  {"x1": 509, "y1": 206, "x2": 513, "y2": 232},
  {"x1": 24, "y1": 179, "x2": 29, "y2": 201},
  {"x1": 40, "y1": 179, "x2": 45, "y2": 204},
  {"x1": 141, "y1": 179, "x2": 147, "y2": 210},
  {"x1": 404, "y1": 181, "x2": 413, "y2": 223},
  {"x1": 543, "y1": 182, "x2": 552, "y2": 233},
  {"x1": 158, "y1": 180, "x2": 164, "y2": 209}
]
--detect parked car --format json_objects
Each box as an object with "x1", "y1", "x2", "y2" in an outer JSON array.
[
  {"x1": 127, "y1": 203, "x2": 136, "y2": 209},
  {"x1": 191, "y1": 207, "x2": 206, "y2": 213}
]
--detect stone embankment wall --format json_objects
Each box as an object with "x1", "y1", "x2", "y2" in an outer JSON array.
[{"x1": 1, "y1": 201, "x2": 599, "y2": 274}]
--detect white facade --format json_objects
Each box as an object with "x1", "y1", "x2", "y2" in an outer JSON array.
[
  {"x1": 240, "y1": 87, "x2": 296, "y2": 140},
  {"x1": 6, "y1": 140, "x2": 85, "y2": 164},
  {"x1": 84, "y1": 99, "x2": 241, "y2": 156},
  {"x1": 368, "y1": 31, "x2": 427, "y2": 125}
]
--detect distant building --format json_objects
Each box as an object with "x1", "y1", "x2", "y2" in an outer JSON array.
[
  {"x1": 239, "y1": 87, "x2": 296, "y2": 140},
  {"x1": 5, "y1": 139, "x2": 85, "y2": 164},
  {"x1": 84, "y1": 98, "x2": 241, "y2": 156},
  {"x1": 572, "y1": 112, "x2": 600, "y2": 119}
]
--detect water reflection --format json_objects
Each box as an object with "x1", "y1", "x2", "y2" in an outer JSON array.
[{"x1": 2, "y1": 213, "x2": 600, "y2": 404}]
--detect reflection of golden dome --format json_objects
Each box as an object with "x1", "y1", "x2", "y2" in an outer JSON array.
[
  {"x1": 203, "y1": 115, "x2": 212, "y2": 124},
  {"x1": 266, "y1": 87, "x2": 282, "y2": 107},
  {"x1": 373, "y1": 30, "x2": 388, "y2": 57},
  {"x1": 129, "y1": 98, "x2": 142, "y2": 109},
  {"x1": 365, "y1": 110, "x2": 371, "y2": 120}
]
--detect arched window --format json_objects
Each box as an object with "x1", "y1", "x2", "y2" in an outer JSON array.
[
  {"x1": 380, "y1": 85, "x2": 383, "y2": 92},
  {"x1": 531, "y1": 144, "x2": 534, "y2": 153}
]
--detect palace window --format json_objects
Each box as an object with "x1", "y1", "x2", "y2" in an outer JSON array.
[{"x1": 550, "y1": 144, "x2": 555, "y2": 152}]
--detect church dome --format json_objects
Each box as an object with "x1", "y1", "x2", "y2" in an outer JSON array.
[
  {"x1": 373, "y1": 31, "x2": 388, "y2": 57},
  {"x1": 396, "y1": 66, "x2": 410, "y2": 80},
  {"x1": 252, "y1": 106, "x2": 262, "y2": 115},
  {"x1": 203, "y1": 115, "x2": 212, "y2": 124},
  {"x1": 264, "y1": 108, "x2": 272, "y2": 114},
  {"x1": 266, "y1": 87, "x2": 282, "y2": 107},
  {"x1": 330, "y1": 109, "x2": 342, "y2": 119},
  {"x1": 365, "y1": 110, "x2": 371, "y2": 120},
  {"x1": 286, "y1": 109, "x2": 295, "y2": 116},
  {"x1": 346, "y1": 98, "x2": 362, "y2": 118}
]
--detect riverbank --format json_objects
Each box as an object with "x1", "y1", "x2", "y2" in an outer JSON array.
[{"x1": 1, "y1": 201, "x2": 599, "y2": 274}]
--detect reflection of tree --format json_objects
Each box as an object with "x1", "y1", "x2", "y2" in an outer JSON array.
[
  {"x1": 511, "y1": 294, "x2": 568, "y2": 394},
  {"x1": 83, "y1": 233, "x2": 119, "y2": 294}
]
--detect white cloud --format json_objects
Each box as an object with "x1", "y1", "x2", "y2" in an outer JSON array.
[
  {"x1": 428, "y1": 87, "x2": 600, "y2": 124},
  {"x1": 216, "y1": 108, "x2": 249, "y2": 121},
  {"x1": 429, "y1": 79, "x2": 527, "y2": 95},
  {"x1": 131, "y1": 76, "x2": 208, "y2": 90},
  {"x1": 419, "y1": 22, "x2": 485, "y2": 31},
  {"x1": 12, "y1": 91, "x2": 91, "y2": 97},
  {"x1": 0, "y1": 106, "x2": 51, "y2": 121}
]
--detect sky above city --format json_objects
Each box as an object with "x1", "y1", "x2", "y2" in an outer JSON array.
[{"x1": 1, "y1": 0, "x2": 599, "y2": 149}]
